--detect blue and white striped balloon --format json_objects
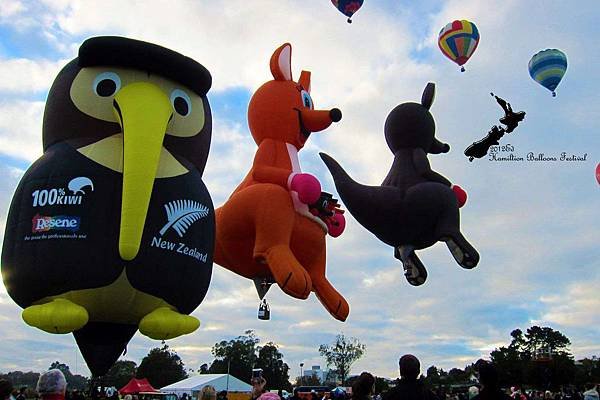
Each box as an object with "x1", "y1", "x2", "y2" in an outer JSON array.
[{"x1": 528, "y1": 49, "x2": 567, "y2": 97}]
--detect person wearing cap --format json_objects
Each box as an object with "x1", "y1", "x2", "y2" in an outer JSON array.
[
  {"x1": 37, "y1": 369, "x2": 67, "y2": 400},
  {"x1": 381, "y1": 354, "x2": 437, "y2": 400}
]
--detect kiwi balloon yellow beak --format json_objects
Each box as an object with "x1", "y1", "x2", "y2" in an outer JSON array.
[{"x1": 113, "y1": 82, "x2": 172, "y2": 261}]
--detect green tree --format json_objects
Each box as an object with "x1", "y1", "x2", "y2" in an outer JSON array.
[
  {"x1": 0, "y1": 371, "x2": 40, "y2": 389},
  {"x1": 103, "y1": 360, "x2": 137, "y2": 389},
  {"x1": 374, "y1": 377, "x2": 389, "y2": 394},
  {"x1": 574, "y1": 356, "x2": 600, "y2": 385},
  {"x1": 319, "y1": 333, "x2": 365, "y2": 385},
  {"x1": 136, "y1": 345, "x2": 188, "y2": 389},
  {"x1": 208, "y1": 330, "x2": 260, "y2": 382},
  {"x1": 256, "y1": 343, "x2": 292, "y2": 391},
  {"x1": 199, "y1": 364, "x2": 210, "y2": 374},
  {"x1": 48, "y1": 362, "x2": 88, "y2": 391},
  {"x1": 491, "y1": 326, "x2": 575, "y2": 389}
]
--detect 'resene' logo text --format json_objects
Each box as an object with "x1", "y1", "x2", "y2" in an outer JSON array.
[{"x1": 31, "y1": 214, "x2": 80, "y2": 233}]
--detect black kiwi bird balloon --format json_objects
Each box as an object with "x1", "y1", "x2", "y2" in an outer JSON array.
[
  {"x1": 320, "y1": 83, "x2": 479, "y2": 286},
  {"x1": 1, "y1": 37, "x2": 214, "y2": 376}
]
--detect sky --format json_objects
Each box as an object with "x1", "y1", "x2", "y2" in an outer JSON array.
[{"x1": 1, "y1": 0, "x2": 599, "y2": 382}]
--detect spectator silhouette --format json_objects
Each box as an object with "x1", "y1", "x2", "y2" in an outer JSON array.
[
  {"x1": 352, "y1": 372, "x2": 375, "y2": 400},
  {"x1": 0, "y1": 379, "x2": 13, "y2": 400},
  {"x1": 382, "y1": 355, "x2": 437, "y2": 400},
  {"x1": 37, "y1": 370, "x2": 67, "y2": 400},
  {"x1": 471, "y1": 363, "x2": 510, "y2": 400}
]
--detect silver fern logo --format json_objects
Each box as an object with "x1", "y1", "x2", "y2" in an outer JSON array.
[{"x1": 159, "y1": 199, "x2": 209, "y2": 237}]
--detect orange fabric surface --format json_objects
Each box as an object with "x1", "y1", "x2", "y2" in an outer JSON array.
[{"x1": 214, "y1": 43, "x2": 348, "y2": 321}]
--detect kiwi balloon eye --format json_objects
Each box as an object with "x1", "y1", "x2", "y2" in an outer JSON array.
[
  {"x1": 93, "y1": 72, "x2": 121, "y2": 97},
  {"x1": 170, "y1": 89, "x2": 192, "y2": 117}
]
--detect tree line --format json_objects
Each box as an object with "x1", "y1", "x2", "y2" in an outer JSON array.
[
  {"x1": 424, "y1": 326, "x2": 600, "y2": 390},
  {"x1": 3, "y1": 326, "x2": 600, "y2": 393}
]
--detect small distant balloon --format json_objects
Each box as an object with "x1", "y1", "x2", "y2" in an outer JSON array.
[
  {"x1": 331, "y1": 0, "x2": 364, "y2": 23},
  {"x1": 528, "y1": 49, "x2": 567, "y2": 97},
  {"x1": 438, "y1": 19, "x2": 480, "y2": 72},
  {"x1": 596, "y1": 163, "x2": 600, "y2": 185}
]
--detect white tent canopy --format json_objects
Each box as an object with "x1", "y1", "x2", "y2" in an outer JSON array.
[{"x1": 161, "y1": 374, "x2": 252, "y2": 396}]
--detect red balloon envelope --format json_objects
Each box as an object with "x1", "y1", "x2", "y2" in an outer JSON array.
[{"x1": 596, "y1": 163, "x2": 600, "y2": 185}]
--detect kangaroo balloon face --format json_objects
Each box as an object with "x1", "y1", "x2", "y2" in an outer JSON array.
[
  {"x1": 2, "y1": 36, "x2": 215, "y2": 376},
  {"x1": 248, "y1": 44, "x2": 341, "y2": 149},
  {"x1": 384, "y1": 83, "x2": 449, "y2": 154}
]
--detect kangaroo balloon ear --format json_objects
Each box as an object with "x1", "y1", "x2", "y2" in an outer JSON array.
[
  {"x1": 270, "y1": 43, "x2": 293, "y2": 81},
  {"x1": 421, "y1": 82, "x2": 436, "y2": 109},
  {"x1": 299, "y1": 70, "x2": 311, "y2": 93}
]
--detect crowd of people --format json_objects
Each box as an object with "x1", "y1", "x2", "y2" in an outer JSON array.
[
  {"x1": 1, "y1": 370, "x2": 73, "y2": 400},
  {"x1": 2, "y1": 356, "x2": 598, "y2": 400}
]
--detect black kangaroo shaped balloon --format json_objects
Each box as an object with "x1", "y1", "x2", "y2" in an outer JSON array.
[{"x1": 320, "y1": 83, "x2": 479, "y2": 286}]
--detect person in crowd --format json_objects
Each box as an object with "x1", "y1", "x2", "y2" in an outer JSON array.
[
  {"x1": 251, "y1": 378, "x2": 267, "y2": 400},
  {"x1": 181, "y1": 394, "x2": 188, "y2": 400},
  {"x1": 258, "y1": 394, "x2": 282, "y2": 400},
  {"x1": 382, "y1": 354, "x2": 437, "y2": 400},
  {"x1": 37, "y1": 369, "x2": 67, "y2": 400},
  {"x1": 124, "y1": 395, "x2": 132, "y2": 400},
  {"x1": 469, "y1": 387, "x2": 479, "y2": 400},
  {"x1": 352, "y1": 372, "x2": 375, "y2": 400},
  {"x1": 15, "y1": 387, "x2": 26, "y2": 400},
  {"x1": 289, "y1": 388, "x2": 302, "y2": 400},
  {"x1": 583, "y1": 385, "x2": 599, "y2": 400},
  {"x1": 0, "y1": 379, "x2": 14, "y2": 400},
  {"x1": 217, "y1": 391, "x2": 229, "y2": 400},
  {"x1": 470, "y1": 362, "x2": 510, "y2": 400},
  {"x1": 201, "y1": 386, "x2": 217, "y2": 400},
  {"x1": 311, "y1": 390, "x2": 319, "y2": 400}
]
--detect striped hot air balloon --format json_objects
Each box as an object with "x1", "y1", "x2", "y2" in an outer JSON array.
[
  {"x1": 438, "y1": 19, "x2": 480, "y2": 72},
  {"x1": 528, "y1": 49, "x2": 567, "y2": 97}
]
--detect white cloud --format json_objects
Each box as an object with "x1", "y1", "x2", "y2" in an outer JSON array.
[
  {"x1": 0, "y1": 0, "x2": 599, "y2": 380},
  {"x1": 0, "y1": 0, "x2": 25, "y2": 18},
  {"x1": 0, "y1": 58, "x2": 67, "y2": 94},
  {"x1": 0, "y1": 100, "x2": 44, "y2": 161}
]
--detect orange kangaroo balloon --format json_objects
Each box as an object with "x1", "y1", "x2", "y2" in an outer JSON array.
[{"x1": 214, "y1": 43, "x2": 349, "y2": 321}]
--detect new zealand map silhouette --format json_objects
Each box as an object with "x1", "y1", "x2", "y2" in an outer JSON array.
[{"x1": 464, "y1": 93, "x2": 526, "y2": 162}]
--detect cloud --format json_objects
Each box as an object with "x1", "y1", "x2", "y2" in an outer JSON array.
[
  {"x1": 0, "y1": 58, "x2": 67, "y2": 94},
  {"x1": 0, "y1": 0, "x2": 25, "y2": 18},
  {"x1": 0, "y1": 0, "x2": 599, "y2": 380},
  {"x1": 0, "y1": 100, "x2": 45, "y2": 161}
]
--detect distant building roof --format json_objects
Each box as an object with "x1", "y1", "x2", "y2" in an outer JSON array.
[{"x1": 161, "y1": 374, "x2": 251, "y2": 394}]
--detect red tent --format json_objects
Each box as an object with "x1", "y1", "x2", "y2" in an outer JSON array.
[{"x1": 119, "y1": 378, "x2": 158, "y2": 394}]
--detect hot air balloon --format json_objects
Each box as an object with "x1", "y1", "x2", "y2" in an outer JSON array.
[
  {"x1": 528, "y1": 49, "x2": 567, "y2": 97},
  {"x1": 438, "y1": 20, "x2": 480, "y2": 72},
  {"x1": 331, "y1": 0, "x2": 364, "y2": 23},
  {"x1": 596, "y1": 163, "x2": 600, "y2": 185},
  {"x1": 1, "y1": 36, "x2": 215, "y2": 376}
]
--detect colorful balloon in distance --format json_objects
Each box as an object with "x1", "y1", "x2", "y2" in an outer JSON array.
[
  {"x1": 331, "y1": 0, "x2": 364, "y2": 23},
  {"x1": 438, "y1": 19, "x2": 480, "y2": 72},
  {"x1": 596, "y1": 163, "x2": 600, "y2": 185},
  {"x1": 528, "y1": 49, "x2": 567, "y2": 97}
]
